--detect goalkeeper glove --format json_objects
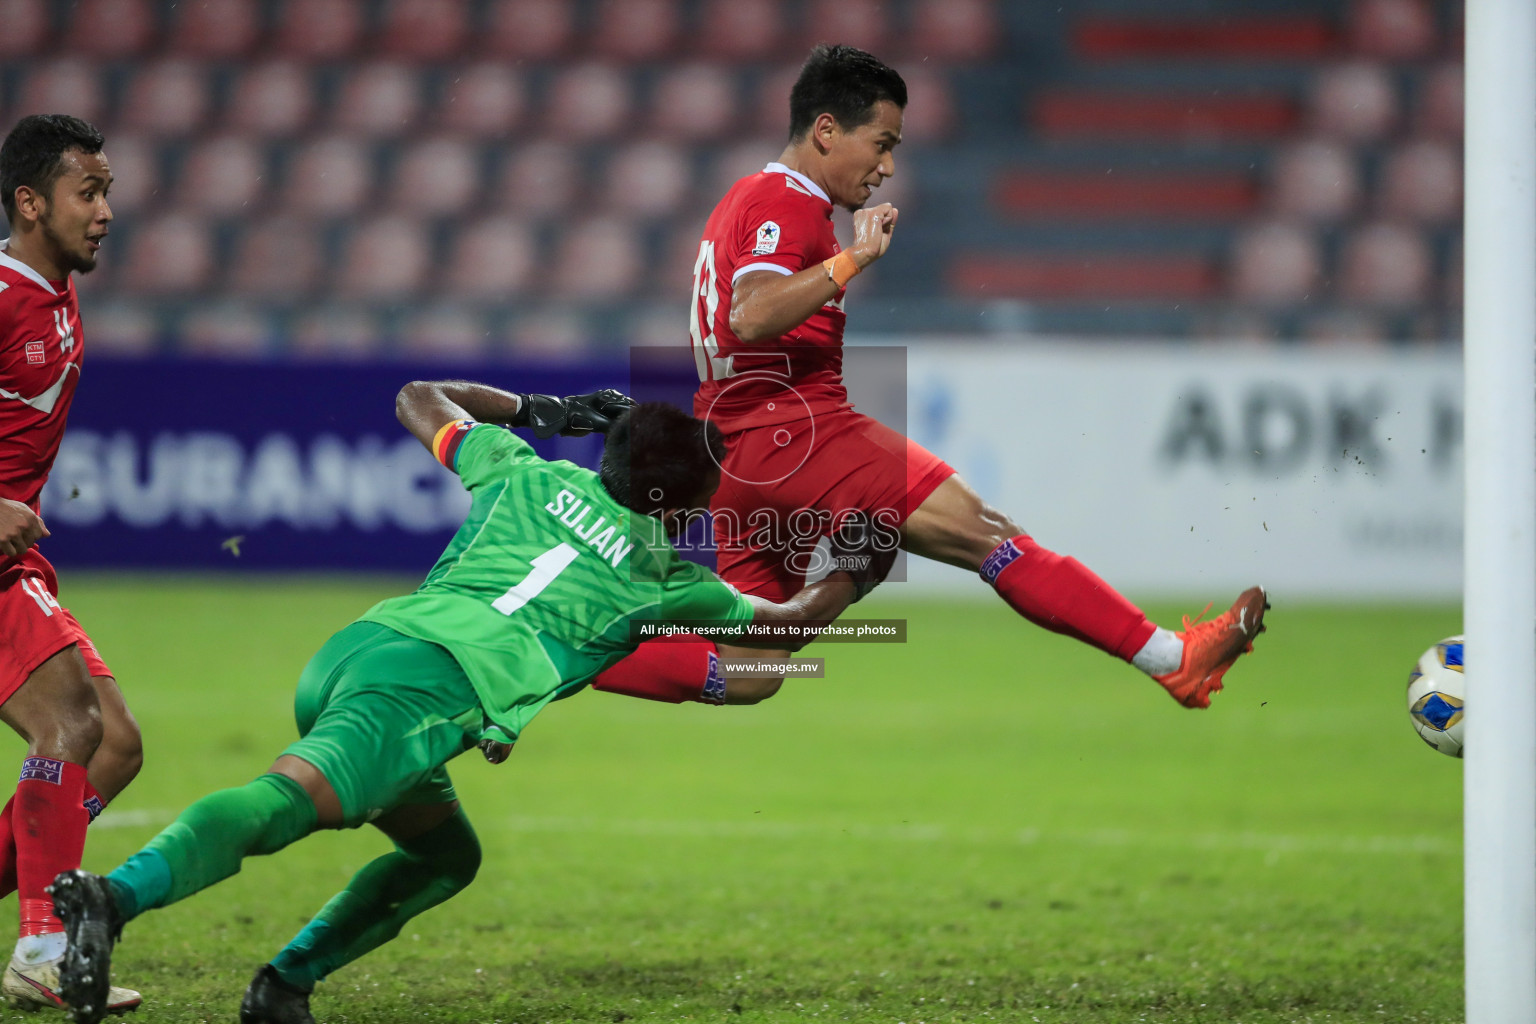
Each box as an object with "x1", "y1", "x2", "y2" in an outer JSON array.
[{"x1": 511, "y1": 388, "x2": 636, "y2": 439}]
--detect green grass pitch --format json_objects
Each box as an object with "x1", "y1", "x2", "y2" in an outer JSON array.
[{"x1": 4, "y1": 577, "x2": 1461, "y2": 1023}]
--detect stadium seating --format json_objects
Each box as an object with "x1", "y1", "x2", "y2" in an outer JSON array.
[
  {"x1": 0, "y1": 0, "x2": 52, "y2": 59},
  {"x1": 166, "y1": 0, "x2": 261, "y2": 58},
  {"x1": 271, "y1": 0, "x2": 363, "y2": 60},
  {"x1": 0, "y1": 0, "x2": 1460, "y2": 352},
  {"x1": 438, "y1": 63, "x2": 527, "y2": 136},
  {"x1": 226, "y1": 62, "x2": 317, "y2": 138}
]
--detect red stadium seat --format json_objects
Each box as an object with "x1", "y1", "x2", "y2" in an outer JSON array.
[
  {"x1": 397, "y1": 305, "x2": 491, "y2": 361},
  {"x1": 1308, "y1": 62, "x2": 1399, "y2": 142},
  {"x1": 694, "y1": 0, "x2": 785, "y2": 61},
  {"x1": 1228, "y1": 221, "x2": 1322, "y2": 305},
  {"x1": 119, "y1": 62, "x2": 212, "y2": 138},
  {"x1": 330, "y1": 63, "x2": 423, "y2": 137},
  {"x1": 388, "y1": 137, "x2": 481, "y2": 217},
  {"x1": 1377, "y1": 139, "x2": 1460, "y2": 224},
  {"x1": 289, "y1": 306, "x2": 384, "y2": 360},
  {"x1": 1414, "y1": 63, "x2": 1463, "y2": 139},
  {"x1": 648, "y1": 64, "x2": 738, "y2": 142},
  {"x1": 228, "y1": 217, "x2": 324, "y2": 299},
  {"x1": 271, "y1": 0, "x2": 363, "y2": 60},
  {"x1": 120, "y1": 214, "x2": 214, "y2": 295},
  {"x1": 440, "y1": 217, "x2": 538, "y2": 299},
  {"x1": 96, "y1": 134, "x2": 159, "y2": 216},
  {"x1": 550, "y1": 217, "x2": 643, "y2": 299},
  {"x1": 495, "y1": 142, "x2": 582, "y2": 215},
  {"x1": 1074, "y1": 15, "x2": 1334, "y2": 60},
  {"x1": 0, "y1": 0, "x2": 52, "y2": 59},
  {"x1": 947, "y1": 251, "x2": 1218, "y2": 301},
  {"x1": 17, "y1": 61, "x2": 107, "y2": 127},
  {"x1": 180, "y1": 137, "x2": 267, "y2": 217},
  {"x1": 227, "y1": 62, "x2": 316, "y2": 138},
  {"x1": 801, "y1": 0, "x2": 890, "y2": 56},
  {"x1": 898, "y1": 67, "x2": 958, "y2": 142},
  {"x1": 1338, "y1": 221, "x2": 1433, "y2": 305},
  {"x1": 994, "y1": 169, "x2": 1256, "y2": 220},
  {"x1": 903, "y1": 0, "x2": 998, "y2": 63},
  {"x1": 181, "y1": 303, "x2": 271, "y2": 357},
  {"x1": 439, "y1": 63, "x2": 526, "y2": 136},
  {"x1": 336, "y1": 216, "x2": 432, "y2": 300},
  {"x1": 599, "y1": 141, "x2": 692, "y2": 218},
  {"x1": 281, "y1": 138, "x2": 374, "y2": 217},
  {"x1": 589, "y1": 0, "x2": 680, "y2": 61},
  {"x1": 167, "y1": 0, "x2": 262, "y2": 58},
  {"x1": 62, "y1": 0, "x2": 157, "y2": 58},
  {"x1": 1268, "y1": 139, "x2": 1360, "y2": 221},
  {"x1": 543, "y1": 63, "x2": 632, "y2": 142},
  {"x1": 1034, "y1": 91, "x2": 1298, "y2": 142},
  {"x1": 377, "y1": 0, "x2": 469, "y2": 61},
  {"x1": 481, "y1": 0, "x2": 574, "y2": 60},
  {"x1": 1348, "y1": 0, "x2": 1437, "y2": 60}
]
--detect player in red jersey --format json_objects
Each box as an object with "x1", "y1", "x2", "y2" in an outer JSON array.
[
  {"x1": 594, "y1": 45, "x2": 1266, "y2": 711},
  {"x1": 0, "y1": 115, "x2": 142, "y2": 1015}
]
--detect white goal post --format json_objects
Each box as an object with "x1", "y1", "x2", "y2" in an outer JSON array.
[{"x1": 1463, "y1": 0, "x2": 1536, "y2": 1020}]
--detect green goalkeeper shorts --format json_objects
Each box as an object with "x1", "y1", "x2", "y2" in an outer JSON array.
[{"x1": 283, "y1": 620, "x2": 484, "y2": 827}]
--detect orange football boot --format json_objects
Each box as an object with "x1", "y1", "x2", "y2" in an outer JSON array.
[{"x1": 1153, "y1": 586, "x2": 1269, "y2": 708}]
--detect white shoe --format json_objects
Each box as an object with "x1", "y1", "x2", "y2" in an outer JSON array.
[{"x1": 2, "y1": 956, "x2": 141, "y2": 1015}]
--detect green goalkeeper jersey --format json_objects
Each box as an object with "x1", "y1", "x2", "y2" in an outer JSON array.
[{"x1": 359, "y1": 420, "x2": 753, "y2": 743}]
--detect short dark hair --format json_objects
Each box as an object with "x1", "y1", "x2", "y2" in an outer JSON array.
[
  {"x1": 1, "y1": 114, "x2": 105, "y2": 224},
  {"x1": 599, "y1": 403, "x2": 726, "y2": 515},
  {"x1": 788, "y1": 44, "x2": 907, "y2": 140}
]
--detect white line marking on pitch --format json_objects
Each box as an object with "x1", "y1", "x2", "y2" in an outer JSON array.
[
  {"x1": 91, "y1": 809, "x2": 1457, "y2": 857},
  {"x1": 495, "y1": 815, "x2": 1458, "y2": 857}
]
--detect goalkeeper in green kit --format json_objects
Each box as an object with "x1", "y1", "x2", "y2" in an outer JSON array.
[{"x1": 47, "y1": 380, "x2": 891, "y2": 1024}]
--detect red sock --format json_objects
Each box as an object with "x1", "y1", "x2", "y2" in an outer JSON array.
[
  {"x1": 982, "y1": 535, "x2": 1156, "y2": 662},
  {"x1": 593, "y1": 635, "x2": 726, "y2": 705},
  {"x1": 0, "y1": 781, "x2": 104, "y2": 901},
  {"x1": 15, "y1": 757, "x2": 89, "y2": 937},
  {"x1": 0, "y1": 794, "x2": 14, "y2": 899}
]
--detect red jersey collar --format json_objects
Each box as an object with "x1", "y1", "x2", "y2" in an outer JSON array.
[
  {"x1": 0, "y1": 241, "x2": 61, "y2": 297},
  {"x1": 763, "y1": 162, "x2": 831, "y2": 205}
]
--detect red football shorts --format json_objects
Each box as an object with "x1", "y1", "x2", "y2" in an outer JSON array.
[
  {"x1": 710, "y1": 410, "x2": 954, "y2": 602},
  {"x1": 0, "y1": 549, "x2": 110, "y2": 705}
]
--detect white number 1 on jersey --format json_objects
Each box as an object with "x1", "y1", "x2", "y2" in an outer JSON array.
[{"x1": 492, "y1": 542, "x2": 579, "y2": 616}]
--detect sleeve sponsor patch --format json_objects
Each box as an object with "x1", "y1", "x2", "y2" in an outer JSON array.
[{"x1": 752, "y1": 220, "x2": 781, "y2": 256}]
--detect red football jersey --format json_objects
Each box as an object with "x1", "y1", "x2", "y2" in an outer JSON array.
[
  {"x1": 0, "y1": 245, "x2": 84, "y2": 514},
  {"x1": 691, "y1": 162, "x2": 853, "y2": 434}
]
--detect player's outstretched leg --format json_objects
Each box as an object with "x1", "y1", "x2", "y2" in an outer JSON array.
[
  {"x1": 260, "y1": 806, "x2": 480, "y2": 1002},
  {"x1": 1152, "y1": 587, "x2": 1270, "y2": 709},
  {"x1": 48, "y1": 773, "x2": 316, "y2": 1022},
  {"x1": 45, "y1": 869, "x2": 137, "y2": 1024}
]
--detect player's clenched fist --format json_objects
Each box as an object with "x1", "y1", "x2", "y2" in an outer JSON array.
[
  {"x1": 0, "y1": 498, "x2": 48, "y2": 557},
  {"x1": 849, "y1": 203, "x2": 899, "y2": 267}
]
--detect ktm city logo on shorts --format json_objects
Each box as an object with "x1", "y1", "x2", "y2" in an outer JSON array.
[
  {"x1": 24, "y1": 340, "x2": 44, "y2": 365},
  {"x1": 19, "y1": 756, "x2": 64, "y2": 785},
  {"x1": 752, "y1": 221, "x2": 781, "y2": 256}
]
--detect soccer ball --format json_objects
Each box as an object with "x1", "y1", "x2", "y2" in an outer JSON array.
[{"x1": 1407, "y1": 636, "x2": 1465, "y2": 758}]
